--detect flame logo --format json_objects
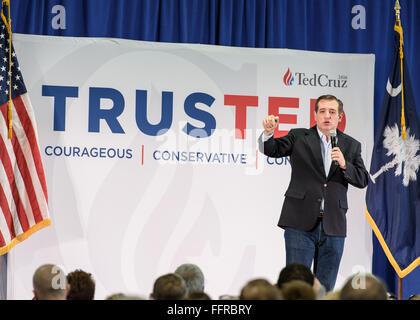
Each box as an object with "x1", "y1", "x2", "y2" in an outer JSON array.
[{"x1": 283, "y1": 68, "x2": 294, "y2": 86}]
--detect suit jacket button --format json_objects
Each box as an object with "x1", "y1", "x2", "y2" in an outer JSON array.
[{"x1": 317, "y1": 198, "x2": 322, "y2": 203}]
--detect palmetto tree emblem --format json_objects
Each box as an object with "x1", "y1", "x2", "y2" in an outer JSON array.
[{"x1": 370, "y1": 123, "x2": 420, "y2": 186}]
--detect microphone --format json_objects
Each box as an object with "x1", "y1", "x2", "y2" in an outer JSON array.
[{"x1": 330, "y1": 129, "x2": 338, "y2": 165}]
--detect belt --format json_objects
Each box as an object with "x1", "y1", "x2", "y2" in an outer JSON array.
[{"x1": 318, "y1": 211, "x2": 324, "y2": 218}]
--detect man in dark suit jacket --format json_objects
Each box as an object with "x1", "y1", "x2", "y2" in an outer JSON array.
[{"x1": 259, "y1": 94, "x2": 368, "y2": 291}]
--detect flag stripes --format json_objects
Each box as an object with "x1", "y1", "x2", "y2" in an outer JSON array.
[
  {"x1": 14, "y1": 94, "x2": 48, "y2": 202},
  {"x1": 0, "y1": 96, "x2": 50, "y2": 253},
  {"x1": 0, "y1": 1, "x2": 50, "y2": 254}
]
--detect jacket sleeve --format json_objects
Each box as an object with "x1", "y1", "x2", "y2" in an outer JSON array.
[
  {"x1": 341, "y1": 141, "x2": 369, "y2": 189},
  {"x1": 258, "y1": 130, "x2": 295, "y2": 158}
]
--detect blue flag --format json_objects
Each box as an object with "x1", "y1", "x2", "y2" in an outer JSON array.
[{"x1": 366, "y1": 23, "x2": 420, "y2": 278}]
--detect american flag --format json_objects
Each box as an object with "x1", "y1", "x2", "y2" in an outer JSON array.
[{"x1": 0, "y1": 3, "x2": 50, "y2": 255}]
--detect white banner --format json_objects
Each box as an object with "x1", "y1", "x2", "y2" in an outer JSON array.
[{"x1": 7, "y1": 34, "x2": 374, "y2": 299}]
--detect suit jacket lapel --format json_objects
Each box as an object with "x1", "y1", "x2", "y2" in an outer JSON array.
[{"x1": 306, "y1": 126, "x2": 325, "y2": 177}]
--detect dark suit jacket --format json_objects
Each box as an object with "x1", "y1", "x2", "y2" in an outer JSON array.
[{"x1": 259, "y1": 126, "x2": 368, "y2": 237}]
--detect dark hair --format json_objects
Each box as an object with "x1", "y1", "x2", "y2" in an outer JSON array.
[
  {"x1": 152, "y1": 273, "x2": 187, "y2": 300},
  {"x1": 276, "y1": 263, "x2": 314, "y2": 289},
  {"x1": 315, "y1": 94, "x2": 343, "y2": 115},
  {"x1": 66, "y1": 269, "x2": 95, "y2": 300}
]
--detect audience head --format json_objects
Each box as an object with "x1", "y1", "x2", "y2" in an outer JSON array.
[
  {"x1": 174, "y1": 263, "x2": 205, "y2": 294},
  {"x1": 276, "y1": 263, "x2": 314, "y2": 289},
  {"x1": 184, "y1": 291, "x2": 212, "y2": 300},
  {"x1": 240, "y1": 278, "x2": 282, "y2": 300},
  {"x1": 150, "y1": 273, "x2": 187, "y2": 300},
  {"x1": 339, "y1": 273, "x2": 387, "y2": 300},
  {"x1": 32, "y1": 264, "x2": 69, "y2": 300},
  {"x1": 106, "y1": 293, "x2": 125, "y2": 300},
  {"x1": 281, "y1": 280, "x2": 316, "y2": 300},
  {"x1": 105, "y1": 293, "x2": 145, "y2": 300},
  {"x1": 66, "y1": 269, "x2": 95, "y2": 300}
]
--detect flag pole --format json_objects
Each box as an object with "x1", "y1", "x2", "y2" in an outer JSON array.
[
  {"x1": 398, "y1": 277, "x2": 402, "y2": 300},
  {"x1": 1, "y1": 0, "x2": 12, "y2": 139},
  {"x1": 394, "y1": 0, "x2": 403, "y2": 300}
]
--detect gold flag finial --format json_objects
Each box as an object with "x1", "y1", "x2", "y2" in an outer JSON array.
[{"x1": 394, "y1": 0, "x2": 401, "y2": 23}]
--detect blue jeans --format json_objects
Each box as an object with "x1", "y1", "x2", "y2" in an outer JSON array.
[{"x1": 284, "y1": 220, "x2": 345, "y2": 291}]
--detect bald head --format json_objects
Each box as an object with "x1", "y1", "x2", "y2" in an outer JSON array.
[
  {"x1": 339, "y1": 273, "x2": 387, "y2": 300},
  {"x1": 33, "y1": 264, "x2": 69, "y2": 300}
]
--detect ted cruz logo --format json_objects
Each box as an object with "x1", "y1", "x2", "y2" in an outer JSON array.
[
  {"x1": 283, "y1": 68, "x2": 294, "y2": 86},
  {"x1": 283, "y1": 68, "x2": 348, "y2": 88}
]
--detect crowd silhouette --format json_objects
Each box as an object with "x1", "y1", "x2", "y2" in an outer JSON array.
[{"x1": 27, "y1": 262, "x2": 415, "y2": 300}]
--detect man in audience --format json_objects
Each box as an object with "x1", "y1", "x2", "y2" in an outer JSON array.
[
  {"x1": 150, "y1": 273, "x2": 187, "y2": 300},
  {"x1": 66, "y1": 269, "x2": 95, "y2": 300},
  {"x1": 277, "y1": 263, "x2": 314, "y2": 288},
  {"x1": 240, "y1": 278, "x2": 282, "y2": 300},
  {"x1": 175, "y1": 263, "x2": 204, "y2": 293},
  {"x1": 276, "y1": 263, "x2": 326, "y2": 299},
  {"x1": 32, "y1": 264, "x2": 70, "y2": 300},
  {"x1": 339, "y1": 273, "x2": 387, "y2": 300},
  {"x1": 281, "y1": 280, "x2": 316, "y2": 300}
]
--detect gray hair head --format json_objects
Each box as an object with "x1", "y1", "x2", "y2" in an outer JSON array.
[{"x1": 175, "y1": 263, "x2": 204, "y2": 293}]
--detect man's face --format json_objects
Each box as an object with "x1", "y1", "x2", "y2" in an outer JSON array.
[{"x1": 314, "y1": 99, "x2": 342, "y2": 134}]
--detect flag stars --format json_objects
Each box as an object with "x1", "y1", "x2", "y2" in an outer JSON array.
[{"x1": 0, "y1": 23, "x2": 27, "y2": 98}]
